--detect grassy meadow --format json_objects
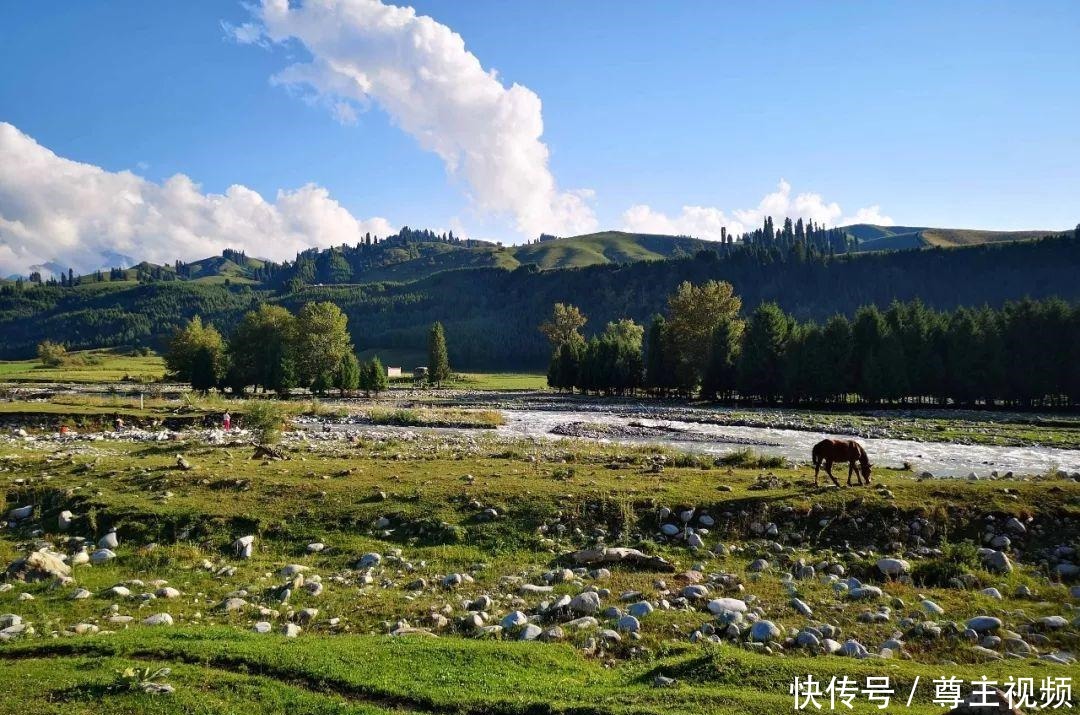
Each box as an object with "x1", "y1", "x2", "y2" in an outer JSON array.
[
  {"x1": 1, "y1": 417, "x2": 1078, "y2": 713},
  {"x1": 0, "y1": 350, "x2": 166, "y2": 384}
]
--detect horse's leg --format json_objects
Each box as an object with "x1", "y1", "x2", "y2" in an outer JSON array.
[
  {"x1": 825, "y1": 460, "x2": 839, "y2": 487},
  {"x1": 848, "y1": 461, "x2": 855, "y2": 486},
  {"x1": 813, "y1": 459, "x2": 820, "y2": 487}
]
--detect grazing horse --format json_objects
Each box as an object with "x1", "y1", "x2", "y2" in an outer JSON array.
[{"x1": 812, "y1": 439, "x2": 872, "y2": 487}]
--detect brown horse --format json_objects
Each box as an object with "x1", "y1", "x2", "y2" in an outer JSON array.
[{"x1": 812, "y1": 439, "x2": 872, "y2": 487}]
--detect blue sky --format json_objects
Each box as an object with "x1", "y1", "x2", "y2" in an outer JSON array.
[{"x1": 0, "y1": 1, "x2": 1078, "y2": 272}]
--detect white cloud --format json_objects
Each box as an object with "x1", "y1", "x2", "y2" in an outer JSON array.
[
  {"x1": 841, "y1": 205, "x2": 894, "y2": 226},
  {"x1": 622, "y1": 179, "x2": 893, "y2": 241},
  {"x1": 234, "y1": 0, "x2": 597, "y2": 239},
  {"x1": 0, "y1": 122, "x2": 392, "y2": 276}
]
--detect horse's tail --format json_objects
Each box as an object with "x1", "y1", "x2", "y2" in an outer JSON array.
[{"x1": 811, "y1": 442, "x2": 822, "y2": 468}]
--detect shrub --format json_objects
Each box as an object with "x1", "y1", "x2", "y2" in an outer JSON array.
[
  {"x1": 37, "y1": 340, "x2": 67, "y2": 367},
  {"x1": 715, "y1": 448, "x2": 786, "y2": 469},
  {"x1": 912, "y1": 539, "x2": 982, "y2": 587},
  {"x1": 244, "y1": 400, "x2": 287, "y2": 445}
]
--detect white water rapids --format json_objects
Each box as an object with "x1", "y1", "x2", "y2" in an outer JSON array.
[{"x1": 495, "y1": 409, "x2": 1080, "y2": 478}]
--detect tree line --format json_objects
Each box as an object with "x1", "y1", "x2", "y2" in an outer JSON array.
[
  {"x1": 544, "y1": 282, "x2": 1080, "y2": 408},
  {"x1": 165, "y1": 302, "x2": 451, "y2": 395},
  {"x1": 2, "y1": 225, "x2": 1078, "y2": 368}
]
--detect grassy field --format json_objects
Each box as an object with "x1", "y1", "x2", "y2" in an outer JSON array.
[
  {"x1": 1, "y1": 423, "x2": 1078, "y2": 713},
  {"x1": 921, "y1": 228, "x2": 1059, "y2": 247},
  {"x1": 0, "y1": 350, "x2": 165, "y2": 384},
  {"x1": 446, "y1": 372, "x2": 548, "y2": 391},
  {"x1": 0, "y1": 348, "x2": 548, "y2": 394}
]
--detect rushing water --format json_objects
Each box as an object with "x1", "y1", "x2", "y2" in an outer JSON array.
[{"x1": 494, "y1": 409, "x2": 1080, "y2": 478}]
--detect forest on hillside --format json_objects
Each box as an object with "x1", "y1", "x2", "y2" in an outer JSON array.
[{"x1": 0, "y1": 229, "x2": 1078, "y2": 368}]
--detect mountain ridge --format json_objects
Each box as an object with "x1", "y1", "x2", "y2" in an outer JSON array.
[{"x1": 6, "y1": 223, "x2": 1072, "y2": 290}]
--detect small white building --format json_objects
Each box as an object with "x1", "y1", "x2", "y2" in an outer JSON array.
[{"x1": 386, "y1": 366, "x2": 402, "y2": 378}]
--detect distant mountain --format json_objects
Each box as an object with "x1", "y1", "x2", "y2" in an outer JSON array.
[
  {"x1": 8, "y1": 230, "x2": 713, "y2": 289},
  {"x1": 2, "y1": 227, "x2": 1078, "y2": 366},
  {"x1": 6, "y1": 222, "x2": 1071, "y2": 292},
  {"x1": 846, "y1": 224, "x2": 1068, "y2": 252}
]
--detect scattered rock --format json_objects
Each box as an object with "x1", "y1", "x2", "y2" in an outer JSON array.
[{"x1": 6, "y1": 550, "x2": 71, "y2": 582}]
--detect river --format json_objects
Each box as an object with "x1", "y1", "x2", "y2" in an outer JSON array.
[{"x1": 493, "y1": 408, "x2": 1080, "y2": 478}]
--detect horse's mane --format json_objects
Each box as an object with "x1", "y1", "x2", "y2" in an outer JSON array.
[{"x1": 857, "y1": 443, "x2": 870, "y2": 466}]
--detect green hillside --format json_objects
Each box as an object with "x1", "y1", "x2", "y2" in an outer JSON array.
[
  {"x1": 920, "y1": 227, "x2": 1059, "y2": 247},
  {"x1": 510, "y1": 231, "x2": 709, "y2": 269},
  {"x1": 337, "y1": 231, "x2": 710, "y2": 283},
  {"x1": 848, "y1": 224, "x2": 1067, "y2": 252},
  {"x1": 33, "y1": 224, "x2": 1070, "y2": 292}
]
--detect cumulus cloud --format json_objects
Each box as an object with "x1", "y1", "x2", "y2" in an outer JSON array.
[
  {"x1": 0, "y1": 122, "x2": 392, "y2": 276},
  {"x1": 233, "y1": 0, "x2": 598, "y2": 239},
  {"x1": 622, "y1": 179, "x2": 893, "y2": 241}
]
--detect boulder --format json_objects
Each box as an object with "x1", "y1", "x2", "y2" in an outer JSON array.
[
  {"x1": 876, "y1": 558, "x2": 910, "y2": 577},
  {"x1": 567, "y1": 547, "x2": 675, "y2": 572},
  {"x1": 6, "y1": 550, "x2": 71, "y2": 582},
  {"x1": 749, "y1": 620, "x2": 781, "y2": 643},
  {"x1": 569, "y1": 591, "x2": 601, "y2": 615},
  {"x1": 90, "y1": 549, "x2": 116, "y2": 565},
  {"x1": 966, "y1": 616, "x2": 1002, "y2": 633},
  {"x1": 707, "y1": 598, "x2": 748, "y2": 616},
  {"x1": 983, "y1": 550, "x2": 1012, "y2": 574}
]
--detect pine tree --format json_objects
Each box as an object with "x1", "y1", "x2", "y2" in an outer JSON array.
[
  {"x1": 820, "y1": 315, "x2": 854, "y2": 401},
  {"x1": 852, "y1": 305, "x2": 887, "y2": 401},
  {"x1": 701, "y1": 317, "x2": 741, "y2": 400},
  {"x1": 334, "y1": 351, "x2": 360, "y2": 396},
  {"x1": 644, "y1": 315, "x2": 672, "y2": 396},
  {"x1": 736, "y1": 302, "x2": 790, "y2": 403},
  {"x1": 368, "y1": 356, "x2": 389, "y2": 395},
  {"x1": 428, "y1": 322, "x2": 451, "y2": 386}
]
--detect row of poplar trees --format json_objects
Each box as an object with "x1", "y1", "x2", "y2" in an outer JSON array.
[
  {"x1": 167, "y1": 303, "x2": 387, "y2": 395},
  {"x1": 545, "y1": 282, "x2": 1080, "y2": 407},
  {"x1": 167, "y1": 305, "x2": 453, "y2": 395}
]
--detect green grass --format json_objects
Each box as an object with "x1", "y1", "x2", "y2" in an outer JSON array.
[
  {"x1": 2, "y1": 428, "x2": 1079, "y2": 713},
  {"x1": 0, "y1": 349, "x2": 165, "y2": 384},
  {"x1": 447, "y1": 372, "x2": 548, "y2": 390},
  {"x1": 2, "y1": 629, "x2": 1066, "y2": 714},
  {"x1": 367, "y1": 406, "x2": 504, "y2": 428},
  {"x1": 713, "y1": 447, "x2": 787, "y2": 469},
  {"x1": 921, "y1": 228, "x2": 1061, "y2": 247},
  {"x1": 847, "y1": 224, "x2": 1067, "y2": 253}
]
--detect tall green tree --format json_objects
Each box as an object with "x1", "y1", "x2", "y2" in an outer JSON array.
[
  {"x1": 228, "y1": 304, "x2": 298, "y2": 395},
  {"x1": 701, "y1": 316, "x2": 741, "y2": 400},
  {"x1": 294, "y1": 302, "x2": 352, "y2": 392},
  {"x1": 644, "y1": 315, "x2": 676, "y2": 396},
  {"x1": 943, "y1": 307, "x2": 982, "y2": 405},
  {"x1": 736, "y1": 302, "x2": 790, "y2": 403},
  {"x1": 819, "y1": 315, "x2": 854, "y2": 401},
  {"x1": 334, "y1": 351, "x2": 361, "y2": 396},
  {"x1": 665, "y1": 280, "x2": 743, "y2": 391},
  {"x1": 547, "y1": 341, "x2": 582, "y2": 392},
  {"x1": 166, "y1": 316, "x2": 226, "y2": 392},
  {"x1": 428, "y1": 321, "x2": 451, "y2": 386},
  {"x1": 367, "y1": 356, "x2": 389, "y2": 395},
  {"x1": 599, "y1": 319, "x2": 644, "y2": 395},
  {"x1": 852, "y1": 305, "x2": 887, "y2": 400},
  {"x1": 539, "y1": 303, "x2": 587, "y2": 348}
]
